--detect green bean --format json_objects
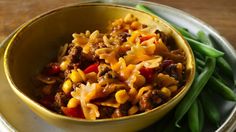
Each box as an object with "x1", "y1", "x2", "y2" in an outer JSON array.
[
  {"x1": 135, "y1": 4, "x2": 156, "y2": 16},
  {"x1": 200, "y1": 91, "x2": 220, "y2": 126},
  {"x1": 216, "y1": 57, "x2": 233, "y2": 78},
  {"x1": 174, "y1": 57, "x2": 215, "y2": 127},
  {"x1": 197, "y1": 64, "x2": 235, "y2": 101},
  {"x1": 182, "y1": 27, "x2": 189, "y2": 32},
  {"x1": 209, "y1": 35, "x2": 236, "y2": 85},
  {"x1": 212, "y1": 71, "x2": 228, "y2": 85},
  {"x1": 185, "y1": 37, "x2": 224, "y2": 58},
  {"x1": 196, "y1": 32, "x2": 235, "y2": 101},
  {"x1": 197, "y1": 99, "x2": 204, "y2": 131},
  {"x1": 197, "y1": 31, "x2": 212, "y2": 46},
  {"x1": 175, "y1": 31, "x2": 216, "y2": 127},
  {"x1": 197, "y1": 58, "x2": 226, "y2": 83},
  {"x1": 208, "y1": 76, "x2": 236, "y2": 101},
  {"x1": 194, "y1": 51, "x2": 205, "y2": 60},
  {"x1": 188, "y1": 100, "x2": 200, "y2": 132},
  {"x1": 173, "y1": 25, "x2": 198, "y2": 40},
  {"x1": 196, "y1": 58, "x2": 205, "y2": 67},
  {"x1": 135, "y1": 3, "x2": 223, "y2": 130},
  {"x1": 197, "y1": 31, "x2": 233, "y2": 78}
]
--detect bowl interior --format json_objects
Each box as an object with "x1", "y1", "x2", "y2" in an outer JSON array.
[{"x1": 4, "y1": 3, "x2": 195, "y2": 123}]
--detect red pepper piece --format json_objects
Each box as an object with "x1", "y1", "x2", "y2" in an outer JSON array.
[
  {"x1": 140, "y1": 34, "x2": 156, "y2": 42},
  {"x1": 62, "y1": 107, "x2": 85, "y2": 118},
  {"x1": 140, "y1": 67, "x2": 154, "y2": 83},
  {"x1": 47, "y1": 63, "x2": 61, "y2": 75},
  {"x1": 83, "y1": 63, "x2": 99, "y2": 74}
]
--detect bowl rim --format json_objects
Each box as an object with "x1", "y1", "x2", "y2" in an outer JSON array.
[{"x1": 3, "y1": 2, "x2": 195, "y2": 123}]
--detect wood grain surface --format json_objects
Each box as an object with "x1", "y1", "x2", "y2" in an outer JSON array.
[{"x1": 0, "y1": 0, "x2": 236, "y2": 48}]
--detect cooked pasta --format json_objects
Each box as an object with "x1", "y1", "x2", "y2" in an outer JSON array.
[{"x1": 36, "y1": 14, "x2": 187, "y2": 120}]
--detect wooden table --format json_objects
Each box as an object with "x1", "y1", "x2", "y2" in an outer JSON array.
[{"x1": 1, "y1": 0, "x2": 236, "y2": 49}]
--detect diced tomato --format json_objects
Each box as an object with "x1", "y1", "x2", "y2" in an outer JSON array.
[
  {"x1": 140, "y1": 34, "x2": 156, "y2": 43},
  {"x1": 140, "y1": 67, "x2": 154, "y2": 83},
  {"x1": 47, "y1": 63, "x2": 61, "y2": 75},
  {"x1": 62, "y1": 107, "x2": 85, "y2": 118},
  {"x1": 83, "y1": 63, "x2": 99, "y2": 74}
]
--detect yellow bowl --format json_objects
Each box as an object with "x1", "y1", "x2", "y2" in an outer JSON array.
[{"x1": 4, "y1": 3, "x2": 195, "y2": 132}]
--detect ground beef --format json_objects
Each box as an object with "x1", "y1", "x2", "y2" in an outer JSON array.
[
  {"x1": 98, "y1": 106, "x2": 115, "y2": 119},
  {"x1": 164, "y1": 64, "x2": 178, "y2": 79},
  {"x1": 119, "y1": 32, "x2": 130, "y2": 43},
  {"x1": 54, "y1": 91, "x2": 69, "y2": 108},
  {"x1": 119, "y1": 101, "x2": 132, "y2": 115},
  {"x1": 139, "y1": 91, "x2": 153, "y2": 111},
  {"x1": 98, "y1": 64, "x2": 111, "y2": 77},
  {"x1": 68, "y1": 46, "x2": 82, "y2": 63},
  {"x1": 111, "y1": 102, "x2": 131, "y2": 118},
  {"x1": 139, "y1": 90, "x2": 164, "y2": 111},
  {"x1": 78, "y1": 53, "x2": 97, "y2": 70},
  {"x1": 98, "y1": 71, "x2": 118, "y2": 85}
]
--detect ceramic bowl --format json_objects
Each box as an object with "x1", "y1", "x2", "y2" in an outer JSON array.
[{"x1": 4, "y1": 3, "x2": 195, "y2": 132}]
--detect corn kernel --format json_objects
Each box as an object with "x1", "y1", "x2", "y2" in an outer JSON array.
[
  {"x1": 67, "y1": 98, "x2": 80, "y2": 108},
  {"x1": 70, "y1": 70, "x2": 82, "y2": 83},
  {"x1": 128, "y1": 105, "x2": 139, "y2": 115},
  {"x1": 77, "y1": 68, "x2": 86, "y2": 81},
  {"x1": 60, "y1": 60, "x2": 70, "y2": 71},
  {"x1": 115, "y1": 90, "x2": 129, "y2": 104},
  {"x1": 161, "y1": 87, "x2": 171, "y2": 97},
  {"x1": 129, "y1": 87, "x2": 137, "y2": 100},
  {"x1": 168, "y1": 85, "x2": 178, "y2": 92},
  {"x1": 62, "y1": 79, "x2": 72, "y2": 94}
]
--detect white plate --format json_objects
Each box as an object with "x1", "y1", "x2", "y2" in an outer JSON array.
[{"x1": 0, "y1": 0, "x2": 236, "y2": 131}]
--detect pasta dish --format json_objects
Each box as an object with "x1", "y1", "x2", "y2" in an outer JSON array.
[{"x1": 36, "y1": 14, "x2": 186, "y2": 120}]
